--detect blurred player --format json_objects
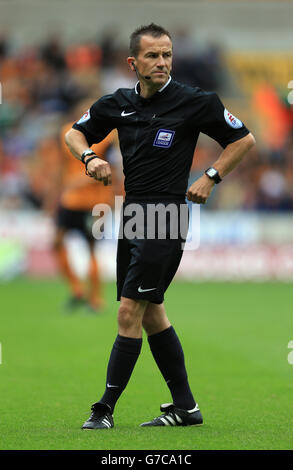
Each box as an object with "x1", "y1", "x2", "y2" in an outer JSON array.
[{"x1": 54, "y1": 121, "x2": 117, "y2": 312}]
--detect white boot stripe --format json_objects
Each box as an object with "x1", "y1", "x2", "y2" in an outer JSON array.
[
  {"x1": 160, "y1": 417, "x2": 170, "y2": 426},
  {"x1": 102, "y1": 419, "x2": 111, "y2": 427},
  {"x1": 165, "y1": 415, "x2": 176, "y2": 425},
  {"x1": 174, "y1": 413, "x2": 183, "y2": 424}
]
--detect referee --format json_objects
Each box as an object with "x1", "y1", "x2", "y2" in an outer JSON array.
[{"x1": 65, "y1": 23, "x2": 255, "y2": 429}]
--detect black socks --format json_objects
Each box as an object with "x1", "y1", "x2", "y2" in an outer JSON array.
[
  {"x1": 99, "y1": 335, "x2": 142, "y2": 413},
  {"x1": 148, "y1": 326, "x2": 196, "y2": 410},
  {"x1": 99, "y1": 326, "x2": 195, "y2": 414}
]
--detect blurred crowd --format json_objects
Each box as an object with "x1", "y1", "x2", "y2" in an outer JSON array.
[{"x1": 0, "y1": 29, "x2": 293, "y2": 213}]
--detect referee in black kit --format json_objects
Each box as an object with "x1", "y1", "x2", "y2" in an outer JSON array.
[{"x1": 65, "y1": 23, "x2": 255, "y2": 429}]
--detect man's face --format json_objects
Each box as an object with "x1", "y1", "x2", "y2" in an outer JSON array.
[{"x1": 132, "y1": 34, "x2": 173, "y2": 86}]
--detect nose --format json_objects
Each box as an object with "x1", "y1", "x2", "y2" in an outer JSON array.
[{"x1": 156, "y1": 55, "x2": 166, "y2": 68}]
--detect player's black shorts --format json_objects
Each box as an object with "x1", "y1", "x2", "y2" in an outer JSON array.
[
  {"x1": 117, "y1": 195, "x2": 188, "y2": 304},
  {"x1": 56, "y1": 206, "x2": 93, "y2": 241}
]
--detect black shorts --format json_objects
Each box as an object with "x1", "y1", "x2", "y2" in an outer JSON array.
[
  {"x1": 116, "y1": 195, "x2": 188, "y2": 304},
  {"x1": 56, "y1": 206, "x2": 93, "y2": 241}
]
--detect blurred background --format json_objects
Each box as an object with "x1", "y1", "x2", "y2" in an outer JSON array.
[{"x1": 1, "y1": 0, "x2": 293, "y2": 285}]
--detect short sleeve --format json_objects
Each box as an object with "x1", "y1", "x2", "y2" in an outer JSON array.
[
  {"x1": 200, "y1": 93, "x2": 250, "y2": 148},
  {"x1": 72, "y1": 95, "x2": 115, "y2": 146}
]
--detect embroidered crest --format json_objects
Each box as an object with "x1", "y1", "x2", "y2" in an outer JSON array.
[
  {"x1": 224, "y1": 109, "x2": 243, "y2": 129},
  {"x1": 77, "y1": 109, "x2": 90, "y2": 124},
  {"x1": 153, "y1": 129, "x2": 175, "y2": 148}
]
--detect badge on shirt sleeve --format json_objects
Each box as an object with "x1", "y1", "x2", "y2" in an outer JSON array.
[
  {"x1": 224, "y1": 109, "x2": 243, "y2": 129},
  {"x1": 77, "y1": 109, "x2": 91, "y2": 124},
  {"x1": 153, "y1": 129, "x2": 175, "y2": 148}
]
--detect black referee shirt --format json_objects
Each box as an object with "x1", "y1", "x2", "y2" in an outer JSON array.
[{"x1": 73, "y1": 78, "x2": 250, "y2": 196}]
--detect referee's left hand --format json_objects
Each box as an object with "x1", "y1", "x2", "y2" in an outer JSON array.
[{"x1": 186, "y1": 174, "x2": 215, "y2": 204}]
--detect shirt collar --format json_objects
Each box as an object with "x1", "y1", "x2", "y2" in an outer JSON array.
[{"x1": 135, "y1": 75, "x2": 172, "y2": 95}]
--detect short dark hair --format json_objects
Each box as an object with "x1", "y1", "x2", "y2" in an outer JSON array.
[{"x1": 129, "y1": 23, "x2": 172, "y2": 57}]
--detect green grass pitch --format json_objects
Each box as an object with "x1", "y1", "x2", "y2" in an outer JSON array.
[{"x1": 0, "y1": 278, "x2": 292, "y2": 450}]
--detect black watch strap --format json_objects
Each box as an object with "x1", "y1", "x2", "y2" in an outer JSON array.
[{"x1": 81, "y1": 149, "x2": 96, "y2": 163}]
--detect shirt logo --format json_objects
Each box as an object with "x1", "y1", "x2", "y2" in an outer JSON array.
[
  {"x1": 153, "y1": 129, "x2": 175, "y2": 148},
  {"x1": 77, "y1": 109, "x2": 90, "y2": 124},
  {"x1": 121, "y1": 110, "x2": 136, "y2": 117},
  {"x1": 224, "y1": 109, "x2": 243, "y2": 129}
]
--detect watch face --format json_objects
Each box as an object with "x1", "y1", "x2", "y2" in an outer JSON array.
[{"x1": 207, "y1": 168, "x2": 217, "y2": 178}]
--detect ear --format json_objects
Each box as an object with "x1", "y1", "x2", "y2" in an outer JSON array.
[{"x1": 127, "y1": 57, "x2": 136, "y2": 72}]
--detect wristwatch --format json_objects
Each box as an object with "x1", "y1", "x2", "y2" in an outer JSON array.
[
  {"x1": 204, "y1": 167, "x2": 222, "y2": 184},
  {"x1": 81, "y1": 148, "x2": 96, "y2": 163}
]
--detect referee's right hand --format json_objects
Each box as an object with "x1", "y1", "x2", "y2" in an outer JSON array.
[{"x1": 85, "y1": 156, "x2": 112, "y2": 186}]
